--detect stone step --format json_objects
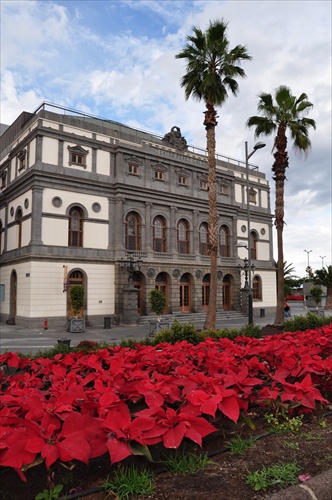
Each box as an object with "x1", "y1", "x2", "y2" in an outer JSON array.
[{"x1": 138, "y1": 310, "x2": 245, "y2": 326}]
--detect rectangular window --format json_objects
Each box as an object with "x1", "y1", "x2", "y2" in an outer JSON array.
[
  {"x1": 179, "y1": 175, "x2": 188, "y2": 186},
  {"x1": 154, "y1": 170, "x2": 165, "y2": 181},
  {"x1": 18, "y1": 156, "x2": 26, "y2": 171},
  {"x1": 71, "y1": 153, "x2": 84, "y2": 165},
  {"x1": 199, "y1": 180, "x2": 208, "y2": 190},
  {"x1": 0, "y1": 284, "x2": 4, "y2": 302},
  {"x1": 129, "y1": 164, "x2": 139, "y2": 175}
]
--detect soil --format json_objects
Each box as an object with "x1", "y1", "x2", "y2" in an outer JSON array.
[{"x1": 1, "y1": 411, "x2": 331, "y2": 500}]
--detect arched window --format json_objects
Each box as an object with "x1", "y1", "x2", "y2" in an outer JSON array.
[
  {"x1": 177, "y1": 219, "x2": 189, "y2": 254},
  {"x1": 126, "y1": 211, "x2": 141, "y2": 250},
  {"x1": 219, "y1": 225, "x2": 230, "y2": 257},
  {"x1": 250, "y1": 231, "x2": 257, "y2": 260},
  {"x1": 16, "y1": 208, "x2": 23, "y2": 248},
  {"x1": 69, "y1": 207, "x2": 84, "y2": 247},
  {"x1": 153, "y1": 216, "x2": 166, "y2": 252},
  {"x1": 253, "y1": 275, "x2": 262, "y2": 300},
  {"x1": 199, "y1": 223, "x2": 209, "y2": 255}
]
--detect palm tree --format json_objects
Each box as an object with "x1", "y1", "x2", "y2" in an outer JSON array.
[
  {"x1": 313, "y1": 265, "x2": 332, "y2": 309},
  {"x1": 247, "y1": 86, "x2": 316, "y2": 326},
  {"x1": 275, "y1": 260, "x2": 301, "y2": 297},
  {"x1": 176, "y1": 19, "x2": 251, "y2": 329}
]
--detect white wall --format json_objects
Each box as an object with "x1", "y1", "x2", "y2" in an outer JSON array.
[
  {"x1": 42, "y1": 137, "x2": 58, "y2": 165},
  {"x1": 0, "y1": 261, "x2": 115, "y2": 318},
  {"x1": 96, "y1": 149, "x2": 111, "y2": 175}
]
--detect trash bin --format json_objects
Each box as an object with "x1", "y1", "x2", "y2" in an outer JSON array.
[
  {"x1": 104, "y1": 316, "x2": 112, "y2": 329},
  {"x1": 57, "y1": 338, "x2": 71, "y2": 347},
  {"x1": 260, "y1": 308, "x2": 265, "y2": 318}
]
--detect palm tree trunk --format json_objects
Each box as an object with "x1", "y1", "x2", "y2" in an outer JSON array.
[
  {"x1": 203, "y1": 103, "x2": 218, "y2": 330},
  {"x1": 325, "y1": 287, "x2": 332, "y2": 309},
  {"x1": 272, "y1": 123, "x2": 288, "y2": 326}
]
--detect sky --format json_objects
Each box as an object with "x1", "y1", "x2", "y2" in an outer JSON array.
[{"x1": 1, "y1": 0, "x2": 331, "y2": 277}]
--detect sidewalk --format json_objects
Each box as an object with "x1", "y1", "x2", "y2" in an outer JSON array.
[{"x1": 0, "y1": 303, "x2": 310, "y2": 354}]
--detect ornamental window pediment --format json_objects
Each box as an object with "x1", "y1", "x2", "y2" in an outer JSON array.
[
  {"x1": 176, "y1": 168, "x2": 190, "y2": 187},
  {"x1": 67, "y1": 144, "x2": 89, "y2": 168},
  {"x1": 18, "y1": 149, "x2": 27, "y2": 172},
  {"x1": 125, "y1": 155, "x2": 143, "y2": 177}
]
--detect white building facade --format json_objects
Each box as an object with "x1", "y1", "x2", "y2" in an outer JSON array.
[{"x1": 0, "y1": 103, "x2": 276, "y2": 328}]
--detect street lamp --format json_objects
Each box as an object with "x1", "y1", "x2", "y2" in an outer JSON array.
[
  {"x1": 319, "y1": 255, "x2": 326, "y2": 268},
  {"x1": 120, "y1": 252, "x2": 143, "y2": 287},
  {"x1": 304, "y1": 249, "x2": 312, "y2": 277},
  {"x1": 245, "y1": 141, "x2": 266, "y2": 324}
]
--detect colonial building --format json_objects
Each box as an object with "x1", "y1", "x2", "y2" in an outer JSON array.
[{"x1": 0, "y1": 103, "x2": 276, "y2": 328}]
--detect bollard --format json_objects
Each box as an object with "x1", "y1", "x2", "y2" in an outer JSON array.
[{"x1": 57, "y1": 338, "x2": 71, "y2": 347}]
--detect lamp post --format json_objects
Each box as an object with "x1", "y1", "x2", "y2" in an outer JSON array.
[
  {"x1": 245, "y1": 141, "x2": 266, "y2": 324},
  {"x1": 319, "y1": 255, "x2": 326, "y2": 268},
  {"x1": 120, "y1": 252, "x2": 143, "y2": 287},
  {"x1": 304, "y1": 249, "x2": 312, "y2": 278}
]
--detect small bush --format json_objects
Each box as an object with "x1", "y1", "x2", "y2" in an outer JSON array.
[
  {"x1": 75, "y1": 340, "x2": 100, "y2": 351},
  {"x1": 238, "y1": 323, "x2": 262, "y2": 338},
  {"x1": 33, "y1": 344, "x2": 71, "y2": 359},
  {"x1": 154, "y1": 321, "x2": 205, "y2": 345},
  {"x1": 284, "y1": 311, "x2": 332, "y2": 332}
]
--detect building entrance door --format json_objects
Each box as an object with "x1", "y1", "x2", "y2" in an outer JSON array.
[
  {"x1": 10, "y1": 270, "x2": 17, "y2": 321},
  {"x1": 155, "y1": 272, "x2": 169, "y2": 314},
  {"x1": 202, "y1": 274, "x2": 210, "y2": 310},
  {"x1": 67, "y1": 270, "x2": 85, "y2": 317},
  {"x1": 180, "y1": 273, "x2": 192, "y2": 313},
  {"x1": 223, "y1": 278, "x2": 231, "y2": 311}
]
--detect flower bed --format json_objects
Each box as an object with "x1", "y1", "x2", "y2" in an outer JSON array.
[{"x1": 0, "y1": 325, "x2": 331, "y2": 482}]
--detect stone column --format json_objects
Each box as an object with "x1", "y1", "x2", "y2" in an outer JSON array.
[
  {"x1": 170, "y1": 206, "x2": 177, "y2": 253},
  {"x1": 3, "y1": 204, "x2": 8, "y2": 252},
  {"x1": 121, "y1": 287, "x2": 139, "y2": 325},
  {"x1": 193, "y1": 210, "x2": 199, "y2": 256},
  {"x1": 145, "y1": 202, "x2": 152, "y2": 252},
  {"x1": 29, "y1": 187, "x2": 43, "y2": 245},
  {"x1": 114, "y1": 197, "x2": 125, "y2": 253}
]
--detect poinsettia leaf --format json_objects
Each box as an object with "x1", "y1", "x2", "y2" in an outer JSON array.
[
  {"x1": 129, "y1": 441, "x2": 153, "y2": 461},
  {"x1": 163, "y1": 422, "x2": 187, "y2": 448},
  {"x1": 218, "y1": 396, "x2": 240, "y2": 423},
  {"x1": 144, "y1": 390, "x2": 165, "y2": 408},
  {"x1": 106, "y1": 436, "x2": 132, "y2": 464}
]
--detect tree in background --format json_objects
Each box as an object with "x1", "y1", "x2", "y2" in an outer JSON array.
[
  {"x1": 310, "y1": 286, "x2": 323, "y2": 309},
  {"x1": 149, "y1": 289, "x2": 167, "y2": 322},
  {"x1": 275, "y1": 261, "x2": 301, "y2": 297},
  {"x1": 176, "y1": 19, "x2": 251, "y2": 329},
  {"x1": 313, "y1": 265, "x2": 332, "y2": 310},
  {"x1": 247, "y1": 86, "x2": 316, "y2": 326}
]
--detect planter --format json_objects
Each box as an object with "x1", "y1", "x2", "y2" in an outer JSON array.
[
  {"x1": 149, "y1": 320, "x2": 170, "y2": 337},
  {"x1": 67, "y1": 318, "x2": 85, "y2": 333}
]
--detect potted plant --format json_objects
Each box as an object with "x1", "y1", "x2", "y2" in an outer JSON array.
[
  {"x1": 310, "y1": 286, "x2": 323, "y2": 310},
  {"x1": 149, "y1": 289, "x2": 166, "y2": 321},
  {"x1": 68, "y1": 285, "x2": 85, "y2": 333},
  {"x1": 148, "y1": 289, "x2": 169, "y2": 336}
]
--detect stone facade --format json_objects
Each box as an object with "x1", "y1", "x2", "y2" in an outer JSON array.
[{"x1": 0, "y1": 103, "x2": 276, "y2": 328}]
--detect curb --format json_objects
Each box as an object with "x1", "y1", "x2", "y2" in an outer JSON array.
[{"x1": 267, "y1": 469, "x2": 332, "y2": 499}]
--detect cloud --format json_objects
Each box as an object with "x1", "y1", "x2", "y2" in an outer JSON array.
[{"x1": 1, "y1": 0, "x2": 330, "y2": 275}]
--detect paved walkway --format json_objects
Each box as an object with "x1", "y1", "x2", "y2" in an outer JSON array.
[{"x1": 0, "y1": 303, "x2": 311, "y2": 354}]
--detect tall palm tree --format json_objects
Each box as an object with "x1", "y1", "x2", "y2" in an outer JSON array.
[
  {"x1": 176, "y1": 19, "x2": 251, "y2": 329},
  {"x1": 313, "y1": 265, "x2": 332, "y2": 310},
  {"x1": 247, "y1": 86, "x2": 316, "y2": 325}
]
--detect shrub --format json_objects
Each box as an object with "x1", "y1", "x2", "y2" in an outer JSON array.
[
  {"x1": 284, "y1": 312, "x2": 332, "y2": 332},
  {"x1": 238, "y1": 323, "x2": 262, "y2": 338},
  {"x1": 154, "y1": 320, "x2": 205, "y2": 345},
  {"x1": 75, "y1": 340, "x2": 100, "y2": 351}
]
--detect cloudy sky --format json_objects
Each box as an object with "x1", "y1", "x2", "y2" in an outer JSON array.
[{"x1": 1, "y1": 0, "x2": 331, "y2": 277}]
